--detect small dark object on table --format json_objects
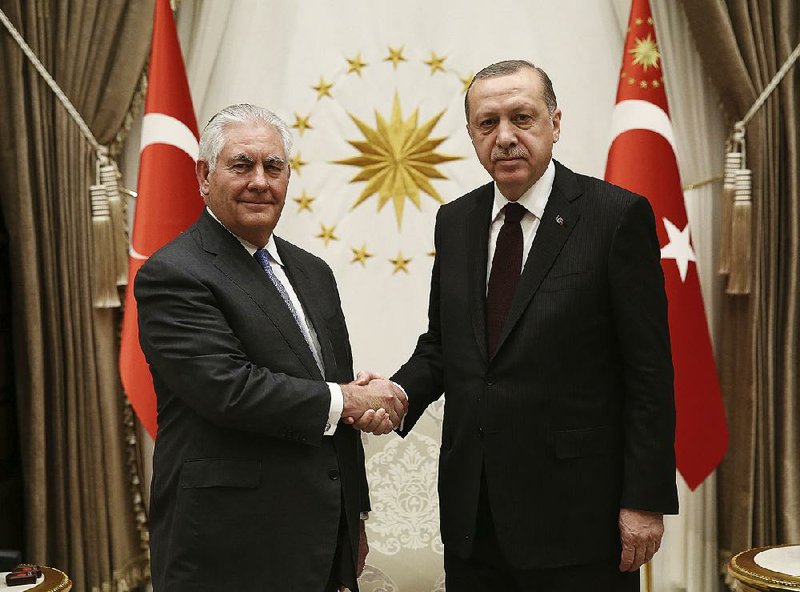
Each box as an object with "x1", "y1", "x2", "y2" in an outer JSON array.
[{"x1": 5, "y1": 564, "x2": 43, "y2": 586}]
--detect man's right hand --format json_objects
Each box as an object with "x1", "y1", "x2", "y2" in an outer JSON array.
[{"x1": 340, "y1": 378, "x2": 407, "y2": 434}]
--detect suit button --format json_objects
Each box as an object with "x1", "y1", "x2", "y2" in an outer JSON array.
[
  {"x1": 485, "y1": 375, "x2": 494, "y2": 386},
  {"x1": 478, "y1": 427, "x2": 484, "y2": 438},
  {"x1": 329, "y1": 470, "x2": 340, "y2": 480}
]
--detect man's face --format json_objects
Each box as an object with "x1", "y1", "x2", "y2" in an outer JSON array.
[
  {"x1": 466, "y1": 69, "x2": 561, "y2": 201},
  {"x1": 197, "y1": 121, "x2": 290, "y2": 247}
]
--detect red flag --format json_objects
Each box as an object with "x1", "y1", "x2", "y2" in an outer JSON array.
[
  {"x1": 605, "y1": 0, "x2": 728, "y2": 490},
  {"x1": 120, "y1": 0, "x2": 203, "y2": 438}
]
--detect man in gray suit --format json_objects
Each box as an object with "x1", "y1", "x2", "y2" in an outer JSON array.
[{"x1": 136, "y1": 104, "x2": 405, "y2": 591}]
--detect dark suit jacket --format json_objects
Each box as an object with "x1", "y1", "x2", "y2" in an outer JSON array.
[
  {"x1": 135, "y1": 211, "x2": 368, "y2": 591},
  {"x1": 393, "y1": 161, "x2": 678, "y2": 569}
]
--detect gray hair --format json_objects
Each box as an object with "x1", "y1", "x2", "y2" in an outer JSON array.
[
  {"x1": 464, "y1": 60, "x2": 558, "y2": 120},
  {"x1": 199, "y1": 104, "x2": 293, "y2": 173}
]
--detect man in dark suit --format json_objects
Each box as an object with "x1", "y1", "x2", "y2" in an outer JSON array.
[
  {"x1": 135, "y1": 104, "x2": 405, "y2": 592},
  {"x1": 384, "y1": 60, "x2": 678, "y2": 590}
]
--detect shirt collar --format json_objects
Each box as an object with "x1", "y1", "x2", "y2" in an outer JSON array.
[
  {"x1": 491, "y1": 159, "x2": 555, "y2": 222},
  {"x1": 205, "y1": 206, "x2": 284, "y2": 267}
]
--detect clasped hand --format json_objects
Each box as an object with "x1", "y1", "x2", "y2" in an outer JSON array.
[{"x1": 340, "y1": 371, "x2": 407, "y2": 435}]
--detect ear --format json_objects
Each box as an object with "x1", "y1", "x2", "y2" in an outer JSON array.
[
  {"x1": 551, "y1": 108, "x2": 562, "y2": 143},
  {"x1": 196, "y1": 159, "x2": 211, "y2": 199}
]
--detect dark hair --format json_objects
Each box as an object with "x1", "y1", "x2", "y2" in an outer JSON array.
[{"x1": 464, "y1": 60, "x2": 558, "y2": 120}]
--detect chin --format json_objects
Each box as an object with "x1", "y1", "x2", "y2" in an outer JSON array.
[{"x1": 494, "y1": 172, "x2": 531, "y2": 188}]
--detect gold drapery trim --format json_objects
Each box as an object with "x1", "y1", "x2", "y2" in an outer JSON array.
[
  {"x1": 124, "y1": 400, "x2": 151, "y2": 555},
  {"x1": 109, "y1": 67, "x2": 148, "y2": 159},
  {"x1": 92, "y1": 551, "x2": 150, "y2": 592}
]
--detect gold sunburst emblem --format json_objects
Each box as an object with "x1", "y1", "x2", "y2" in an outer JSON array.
[
  {"x1": 333, "y1": 93, "x2": 462, "y2": 227},
  {"x1": 629, "y1": 34, "x2": 660, "y2": 71}
]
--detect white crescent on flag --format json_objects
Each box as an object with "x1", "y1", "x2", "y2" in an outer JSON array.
[
  {"x1": 140, "y1": 112, "x2": 199, "y2": 161},
  {"x1": 128, "y1": 246, "x2": 148, "y2": 261},
  {"x1": 608, "y1": 99, "x2": 677, "y2": 154}
]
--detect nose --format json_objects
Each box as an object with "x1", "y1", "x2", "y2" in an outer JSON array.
[
  {"x1": 495, "y1": 119, "x2": 517, "y2": 148},
  {"x1": 248, "y1": 166, "x2": 271, "y2": 191}
]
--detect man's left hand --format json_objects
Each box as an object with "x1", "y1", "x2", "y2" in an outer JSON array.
[
  {"x1": 357, "y1": 518, "x2": 369, "y2": 576},
  {"x1": 338, "y1": 520, "x2": 369, "y2": 591},
  {"x1": 618, "y1": 508, "x2": 664, "y2": 572}
]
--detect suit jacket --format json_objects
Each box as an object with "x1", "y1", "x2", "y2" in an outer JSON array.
[
  {"x1": 135, "y1": 211, "x2": 368, "y2": 591},
  {"x1": 393, "y1": 161, "x2": 678, "y2": 569}
]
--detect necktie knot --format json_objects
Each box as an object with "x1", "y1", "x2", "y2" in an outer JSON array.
[
  {"x1": 254, "y1": 247, "x2": 271, "y2": 272},
  {"x1": 503, "y1": 202, "x2": 526, "y2": 224}
]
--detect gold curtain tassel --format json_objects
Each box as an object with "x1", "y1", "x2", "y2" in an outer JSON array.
[
  {"x1": 99, "y1": 162, "x2": 129, "y2": 286},
  {"x1": 719, "y1": 152, "x2": 741, "y2": 274},
  {"x1": 727, "y1": 168, "x2": 752, "y2": 295},
  {"x1": 90, "y1": 185, "x2": 122, "y2": 308}
]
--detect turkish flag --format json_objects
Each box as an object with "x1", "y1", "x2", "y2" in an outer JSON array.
[
  {"x1": 119, "y1": 0, "x2": 203, "y2": 438},
  {"x1": 605, "y1": 0, "x2": 728, "y2": 490}
]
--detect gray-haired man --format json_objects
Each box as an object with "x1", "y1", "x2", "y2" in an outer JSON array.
[{"x1": 136, "y1": 104, "x2": 405, "y2": 591}]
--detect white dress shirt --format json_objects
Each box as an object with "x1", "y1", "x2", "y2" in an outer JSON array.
[
  {"x1": 486, "y1": 159, "x2": 555, "y2": 289},
  {"x1": 206, "y1": 208, "x2": 343, "y2": 436}
]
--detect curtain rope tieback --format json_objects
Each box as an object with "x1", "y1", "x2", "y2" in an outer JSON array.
[
  {"x1": 0, "y1": 7, "x2": 130, "y2": 308},
  {"x1": 723, "y1": 40, "x2": 800, "y2": 296}
]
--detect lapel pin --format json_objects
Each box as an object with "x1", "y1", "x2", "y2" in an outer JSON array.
[{"x1": 555, "y1": 214, "x2": 565, "y2": 226}]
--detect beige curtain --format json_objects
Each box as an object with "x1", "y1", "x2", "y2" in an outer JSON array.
[
  {"x1": 679, "y1": 0, "x2": 800, "y2": 573},
  {"x1": 0, "y1": 1, "x2": 154, "y2": 590}
]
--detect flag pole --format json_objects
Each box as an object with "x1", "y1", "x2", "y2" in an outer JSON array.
[{"x1": 644, "y1": 561, "x2": 653, "y2": 592}]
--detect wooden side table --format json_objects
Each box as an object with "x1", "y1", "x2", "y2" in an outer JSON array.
[
  {"x1": 0, "y1": 566, "x2": 71, "y2": 592},
  {"x1": 729, "y1": 545, "x2": 800, "y2": 591}
]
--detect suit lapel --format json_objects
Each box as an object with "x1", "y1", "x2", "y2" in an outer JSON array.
[
  {"x1": 467, "y1": 184, "x2": 494, "y2": 363},
  {"x1": 493, "y1": 162, "x2": 583, "y2": 358},
  {"x1": 196, "y1": 212, "x2": 322, "y2": 379}
]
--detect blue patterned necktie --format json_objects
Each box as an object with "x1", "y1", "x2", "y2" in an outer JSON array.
[{"x1": 253, "y1": 248, "x2": 323, "y2": 373}]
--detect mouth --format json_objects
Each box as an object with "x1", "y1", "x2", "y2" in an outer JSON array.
[
  {"x1": 239, "y1": 198, "x2": 276, "y2": 206},
  {"x1": 493, "y1": 157, "x2": 525, "y2": 166}
]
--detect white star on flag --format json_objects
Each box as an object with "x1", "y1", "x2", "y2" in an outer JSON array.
[{"x1": 660, "y1": 217, "x2": 696, "y2": 282}]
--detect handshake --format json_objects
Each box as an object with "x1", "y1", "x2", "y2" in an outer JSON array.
[{"x1": 340, "y1": 371, "x2": 407, "y2": 435}]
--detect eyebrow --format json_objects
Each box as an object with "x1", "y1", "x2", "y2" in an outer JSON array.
[
  {"x1": 229, "y1": 153, "x2": 255, "y2": 164},
  {"x1": 228, "y1": 153, "x2": 286, "y2": 168},
  {"x1": 264, "y1": 155, "x2": 286, "y2": 168}
]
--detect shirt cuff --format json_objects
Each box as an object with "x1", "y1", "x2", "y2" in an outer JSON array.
[
  {"x1": 392, "y1": 381, "x2": 408, "y2": 432},
  {"x1": 359, "y1": 512, "x2": 369, "y2": 520},
  {"x1": 324, "y1": 383, "x2": 343, "y2": 436}
]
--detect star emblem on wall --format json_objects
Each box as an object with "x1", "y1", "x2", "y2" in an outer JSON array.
[
  {"x1": 333, "y1": 93, "x2": 461, "y2": 226},
  {"x1": 660, "y1": 217, "x2": 696, "y2": 282},
  {"x1": 291, "y1": 113, "x2": 313, "y2": 135},
  {"x1": 296, "y1": 47, "x2": 470, "y2": 274},
  {"x1": 389, "y1": 251, "x2": 411, "y2": 274},
  {"x1": 424, "y1": 51, "x2": 446, "y2": 74},
  {"x1": 289, "y1": 153, "x2": 308, "y2": 175},
  {"x1": 385, "y1": 46, "x2": 406, "y2": 69},
  {"x1": 459, "y1": 72, "x2": 474, "y2": 93},
  {"x1": 346, "y1": 52, "x2": 368, "y2": 76},
  {"x1": 351, "y1": 244, "x2": 374, "y2": 267},
  {"x1": 316, "y1": 224, "x2": 339, "y2": 247},
  {"x1": 312, "y1": 76, "x2": 333, "y2": 99},
  {"x1": 293, "y1": 190, "x2": 315, "y2": 213}
]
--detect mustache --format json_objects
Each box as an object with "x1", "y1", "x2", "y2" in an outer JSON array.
[{"x1": 491, "y1": 147, "x2": 529, "y2": 161}]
